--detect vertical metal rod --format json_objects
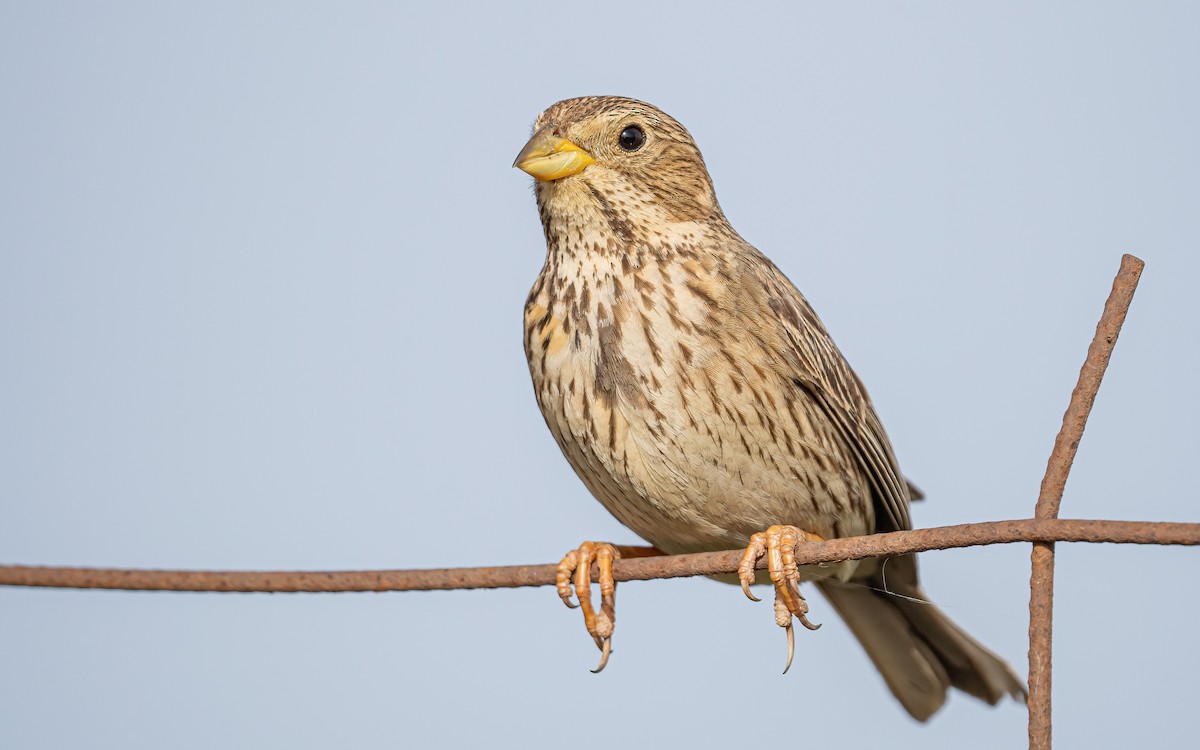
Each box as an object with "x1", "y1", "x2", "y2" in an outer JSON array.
[{"x1": 1028, "y1": 254, "x2": 1144, "y2": 750}]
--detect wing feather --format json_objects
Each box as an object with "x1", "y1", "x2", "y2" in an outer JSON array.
[{"x1": 751, "y1": 253, "x2": 912, "y2": 532}]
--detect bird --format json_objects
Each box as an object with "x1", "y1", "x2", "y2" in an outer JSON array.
[{"x1": 514, "y1": 95, "x2": 1025, "y2": 721}]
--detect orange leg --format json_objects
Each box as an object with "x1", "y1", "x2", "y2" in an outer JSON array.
[
  {"x1": 555, "y1": 542, "x2": 663, "y2": 673},
  {"x1": 737, "y1": 525, "x2": 825, "y2": 673}
]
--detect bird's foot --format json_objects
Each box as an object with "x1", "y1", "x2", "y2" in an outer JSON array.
[
  {"x1": 737, "y1": 525, "x2": 825, "y2": 674},
  {"x1": 556, "y1": 542, "x2": 664, "y2": 673},
  {"x1": 557, "y1": 541, "x2": 620, "y2": 673}
]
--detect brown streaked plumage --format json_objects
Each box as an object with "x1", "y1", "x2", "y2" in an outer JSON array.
[{"x1": 516, "y1": 95, "x2": 1024, "y2": 720}]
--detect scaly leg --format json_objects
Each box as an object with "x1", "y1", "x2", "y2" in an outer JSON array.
[
  {"x1": 555, "y1": 542, "x2": 662, "y2": 672},
  {"x1": 737, "y1": 525, "x2": 825, "y2": 673}
]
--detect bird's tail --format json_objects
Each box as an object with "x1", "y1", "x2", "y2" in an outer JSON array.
[{"x1": 816, "y1": 553, "x2": 1026, "y2": 722}]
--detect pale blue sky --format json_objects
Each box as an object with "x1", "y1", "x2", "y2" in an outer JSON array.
[{"x1": 2, "y1": 3, "x2": 1197, "y2": 748}]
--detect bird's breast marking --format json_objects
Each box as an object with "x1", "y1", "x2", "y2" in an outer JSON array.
[{"x1": 526, "y1": 303, "x2": 570, "y2": 357}]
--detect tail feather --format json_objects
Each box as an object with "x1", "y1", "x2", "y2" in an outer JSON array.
[{"x1": 817, "y1": 554, "x2": 1026, "y2": 722}]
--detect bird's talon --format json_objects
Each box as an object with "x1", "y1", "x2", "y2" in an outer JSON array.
[
  {"x1": 783, "y1": 621, "x2": 795, "y2": 674},
  {"x1": 744, "y1": 525, "x2": 825, "y2": 674},
  {"x1": 740, "y1": 578, "x2": 761, "y2": 602},
  {"x1": 557, "y1": 541, "x2": 621, "y2": 670},
  {"x1": 591, "y1": 637, "x2": 613, "y2": 673},
  {"x1": 738, "y1": 533, "x2": 767, "y2": 601},
  {"x1": 556, "y1": 550, "x2": 580, "y2": 608}
]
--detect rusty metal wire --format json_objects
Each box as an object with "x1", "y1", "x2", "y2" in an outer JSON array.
[
  {"x1": 0, "y1": 253, "x2": 1187, "y2": 750},
  {"x1": 1027, "y1": 254, "x2": 1144, "y2": 750},
  {"x1": 1, "y1": 518, "x2": 1196, "y2": 593}
]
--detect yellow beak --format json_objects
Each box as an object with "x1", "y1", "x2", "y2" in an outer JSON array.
[{"x1": 513, "y1": 127, "x2": 595, "y2": 181}]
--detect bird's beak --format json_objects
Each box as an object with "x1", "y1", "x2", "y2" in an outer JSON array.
[{"x1": 513, "y1": 126, "x2": 595, "y2": 181}]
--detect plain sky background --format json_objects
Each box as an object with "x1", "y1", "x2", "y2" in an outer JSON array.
[{"x1": 2, "y1": 2, "x2": 1197, "y2": 748}]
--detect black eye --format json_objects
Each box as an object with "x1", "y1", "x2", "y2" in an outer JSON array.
[{"x1": 618, "y1": 125, "x2": 646, "y2": 151}]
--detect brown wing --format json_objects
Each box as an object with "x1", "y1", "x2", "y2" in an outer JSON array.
[{"x1": 751, "y1": 252, "x2": 912, "y2": 533}]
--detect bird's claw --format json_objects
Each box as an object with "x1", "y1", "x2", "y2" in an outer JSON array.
[
  {"x1": 556, "y1": 541, "x2": 620, "y2": 672},
  {"x1": 739, "y1": 525, "x2": 824, "y2": 673},
  {"x1": 738, "y1": 540, "x2": 763, "y2": 602}
]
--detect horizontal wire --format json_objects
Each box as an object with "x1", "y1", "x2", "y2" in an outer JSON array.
[{"x1": 1, "y1": 517, "x2": 1195, "y2": 594}]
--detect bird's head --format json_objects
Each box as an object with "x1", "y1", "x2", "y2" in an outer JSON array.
[{"x1": 514, "y1": 96, "x2": 724, "y2": 236}]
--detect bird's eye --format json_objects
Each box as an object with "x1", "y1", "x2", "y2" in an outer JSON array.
[{"x1": 618, "y1": 125, "x2": 646, "y2": 152}]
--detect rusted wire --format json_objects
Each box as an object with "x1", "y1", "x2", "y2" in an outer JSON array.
[
  {"x1": 1028, "y1": 253, "x2": 1144, "y2": 750},
  {"x1": 1, "y1": 518, "x2": 1195, "y2": 593}
]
